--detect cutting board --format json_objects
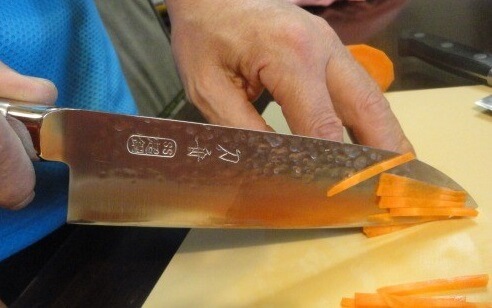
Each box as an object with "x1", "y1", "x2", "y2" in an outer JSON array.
[{"x1": 144, "y1": 86, "x2": 492, "y2": 307}]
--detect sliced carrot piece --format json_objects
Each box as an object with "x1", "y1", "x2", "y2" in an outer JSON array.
[
  {"x1": 354, "y1": 292, "x2": 390, "y2": 307},
  {"x1": 389, "y1": 207, "x2": 478, "y2": 218},
  {"x1": 378, "y1": 196, "x2": 465, "y2": 209},
  {"x1": 366, "y1": 213, "x2": 443, "y2": 224},
  {"x1": 340, "y1": 297, "x2": 356, "y2": 307},
  {"x1": 362, "y1": 223, "x2": 420, "y2": 238},
  {"x1": 366, "y1": 212, "x2": 396, "y2": 223},
  {"x1": 381, "y1": 294, "x2": 471, "y2": 308},
  {"x1": 341, "y1": 275, "x2": 491, "y2": 307},
  {"x1": 377, "y1": 274, "x2": 489, "y2": 296},
  {"x1": 327, "y1": 152, "x2": 416, "y2": 197},
  {"x1": 377, "y1": 173, "x2": 467, "y2": 201},
  {"x1": 348, "y1": 45, "x2": 395, "y2": 92}
]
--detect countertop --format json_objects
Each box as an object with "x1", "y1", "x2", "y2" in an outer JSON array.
[{"x1": 144, "y1": 85, "x2": 492, "y2": 307}]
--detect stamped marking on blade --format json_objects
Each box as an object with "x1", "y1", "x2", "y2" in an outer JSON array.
[
  {"x1": 187, "y1": 137, "x2": 212, "y2": 162},
  {"x1": 216, "y1": 144, "x2": 241, "y2": 164},
  {"x1": 127, "y1": 135, "x2": 177, "y2": 158}
]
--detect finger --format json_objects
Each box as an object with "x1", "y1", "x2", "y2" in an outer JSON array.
[
  {"x1": 259, "y1": 54, "x2": 343, "y2": 141},
  {"x1": 0, "y1": 61, "x2": 58, "y2": 104},
  {"x1": 184, "y1": 68, "x2": 272, "y2": 132},
  {"x1": 325, "y1": 45, "x2": 414, "y2": 153},
  {"x1": 0, "y1": 115, "x2": 36, "y2": 209}
]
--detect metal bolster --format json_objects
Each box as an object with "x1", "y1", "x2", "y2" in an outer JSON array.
[
  {"x1": 0, "y1": 99, "x2": 60, "y2": 157},
  {"x1": 0, "y1": 100, "x2": 10, "y2": 117},
  {"x1": 0, "y1": 99, "x2": 57, "y2": 121}
]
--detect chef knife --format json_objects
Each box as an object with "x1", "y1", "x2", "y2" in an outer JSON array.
[
  {"x1": 399, "y1": 30, "x2": 492, "y2": 86},
  {"x1": 0, "y1": 100, "x2": 477, "y2": 228}
]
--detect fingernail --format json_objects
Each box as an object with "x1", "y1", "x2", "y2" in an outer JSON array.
[{"x1": 8, "y1": 191, "x2": 35, "y2": 210}]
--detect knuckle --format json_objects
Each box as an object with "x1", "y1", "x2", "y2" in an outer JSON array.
[
  {"x1": 307, "y1": 113, "x2": 343, "y2": 140},
  {"x1": 357, "y1": 87, "x2": 389, "y2": 116},
  {"x1": 276, "y1": 16, "x2": 337, "y2": 68},
  {"x1": 277, "y1": 21, "x2": 324, "y2": 58}
]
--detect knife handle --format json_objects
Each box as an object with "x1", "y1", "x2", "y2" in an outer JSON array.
[
  {"x1": 0, "y1": 99, "x2": 58, "y2": 158},
  {"x1": 398, "y1": 30, "x2": 492, "y2": 86}
]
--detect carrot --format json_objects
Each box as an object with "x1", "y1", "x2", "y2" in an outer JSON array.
[
  {"x1": 381, "y1": 294, "x2": 471, "y2": 308},
  {"x1": 340, "y1": 297, "x2": 356, "y2": 307},
  {"x1": 378, "y1": 196, "x2": 465, "y2": 209},
  {"x1": 327, "y1": 152, "x2": 416, "y2": 197},
  {"x1": 354, "y1": 292, "x2": 390, "y2": 307},
  {"x1": 388, "y1": 207, "x2": 478, "y2": 218},
  {"x1": 377, "y1": 274, "x2": 489, "y2": 296},
  {"x1": 348, "y1": 45, "x2": 395, "y2": 92},
  {"x1": 341, "y1": 275, "x2": 491, "y2": 307},
  {"x1": 362, "y1": 223, "x2": 420, "y2": 238},
  {"x1": 360, "y1": 172, "x2": 476, "y2": 237},
  {"x1": 377, "y1": 173, "x2": 467, "y2": 202},
  {"x1": 366, "y1": 213, "x2": 444, "y2": 224}
]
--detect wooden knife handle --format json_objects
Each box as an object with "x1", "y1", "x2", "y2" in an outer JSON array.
[{"x1": 0, "y1": 99, "x2": 58, "y2": 159}]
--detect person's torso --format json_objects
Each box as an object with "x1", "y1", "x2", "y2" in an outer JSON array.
[{"x1": 0, "y1": 0, "x2": 136, "y2": 113}]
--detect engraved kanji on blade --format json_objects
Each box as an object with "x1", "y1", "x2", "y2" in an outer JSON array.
[
  {"x1": 216, "y1": 144, "x2": 241, "y2": 164},
  {"x1": 187, "y1": 137, "x2": 212, "y2": 162}
]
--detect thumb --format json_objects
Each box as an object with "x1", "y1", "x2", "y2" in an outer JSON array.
[
  {"x1": 0, "y1": 61, "x2": 58, "y2": 104},
  {"x1": 0, "y1": 61, "x2": 57, "y2": 210},
  {"x1": 0, "y1": 115, "x2": 36, "y2": 209}
]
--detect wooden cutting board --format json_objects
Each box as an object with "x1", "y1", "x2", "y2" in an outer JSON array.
[{"x1": 144, "y1": 86, "x2": 492, "y2": 307}]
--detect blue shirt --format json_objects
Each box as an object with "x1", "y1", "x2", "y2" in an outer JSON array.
[{"x1": 0, "y1": 0, "x2": 138, "y2": 260}]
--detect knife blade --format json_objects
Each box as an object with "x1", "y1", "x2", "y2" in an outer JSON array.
[
  {"x1": 0, "y1": 100, "x2": 477, "y2": 228},
  {"x1": 399, "y1": 30, "x2": 492, "y2": 86}
]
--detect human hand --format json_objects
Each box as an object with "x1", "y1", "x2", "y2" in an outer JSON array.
[
  {"x1": 0, "y1": 61, "x2": 57, "y2": 209},
  {"x1": 166, "y1": 0, "x2": 414, "y2": 153}
]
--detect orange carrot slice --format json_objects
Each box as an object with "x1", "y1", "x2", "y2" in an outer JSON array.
[
  {"x1": 388, "y1": 207, "x2": 478, "y2": 218},
  {"x1": 327, "y1": 152, "x2": 416, "y2": 197},
  {"x1": 377, "y1": 274, "x2": 489, "y2": 296},
  {"x1": 377, "y1": 173, "x2": 467, "y2": 201},
  {"x1": 348, "y1": 44, "x2": 395, "y2": 92},
  {"x1": 381, "y1": 294, "x2": 471, "y2": 308},
  {"x1": 341, "y1": 275, "x2": 491, "y2": 307},
  {"x1": 354, "y1": 292, "x2": 390, "y2": 307},
  {"x1": 367, "y1": 213, "x2": 444, "y2": 224},
  {"x1": 362, "y1": 223, "x2": 420, "y2": 238},
  {"x1": 378, "y1": 196, "x2": 465, "y2": 209},
  {"x1": 340, "y1": 297, "x2": 356, "y2": 307}
]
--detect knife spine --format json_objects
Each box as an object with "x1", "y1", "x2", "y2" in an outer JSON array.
[{"x1": 0, "y1": 99, "x2": 59, "y2": 158}]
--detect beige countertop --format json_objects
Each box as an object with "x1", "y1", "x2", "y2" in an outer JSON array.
[{"x1": 144, "y1": 86, "x2": 492, "y2": 307}]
